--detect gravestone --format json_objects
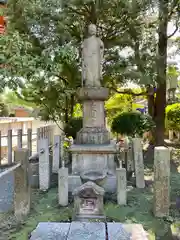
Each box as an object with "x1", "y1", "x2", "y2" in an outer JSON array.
[
  {"x1": 58, "y1": 166, "x2": 68, "y2": 206},
  {"x1": 73, "y1": 181, "x2": 105, "y2": 221},
  {"x1": 153, "y1": 146, "x2": 170, "y2": 217},
  {"x1": 116, "y1": 167, "x2": 127, "y2": 205},
  {"x1": 132, "y1": 138, "x2": 145, "y2": 188}
]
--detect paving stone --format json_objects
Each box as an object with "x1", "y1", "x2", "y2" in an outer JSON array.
[
  {"x1": 107, "y1": 223, "x2": 131, "y2": 240},
  {"x1": 67, "y1": 222, "x2": 106, "y2": 240},
  {"x1": 30, "y1": 222, "x2": 70, "y2": 240}
]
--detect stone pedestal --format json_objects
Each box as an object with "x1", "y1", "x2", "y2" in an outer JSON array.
[
  {"x1": 70, "y1": 144, "x2": 116, "y2": 175},
  {"x1": 76, "y1": 87, "x2": 110, "y2": 145},
  {"x1": 153, "y1": 146, "x2": 170, "y2": 217},
  {"x1": 70, "y1": 87, "x2": 116, "y2": 175}
]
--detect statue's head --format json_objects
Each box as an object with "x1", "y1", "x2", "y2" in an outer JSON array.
[{"x1": 88, "y1": 24, "x2": 96, "y2": 36}]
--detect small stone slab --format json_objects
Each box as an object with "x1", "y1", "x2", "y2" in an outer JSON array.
[
  {"x1": 67, "y1": 222, "x2": 106, "y2": 240},
  {"x1": 30, "y1": 222, "x2": 70, "y2": 240},
  {"x1": 107, "y1": 223, "x2": 131, "y2": 240}
]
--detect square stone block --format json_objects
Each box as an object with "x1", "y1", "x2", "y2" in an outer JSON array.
[
  {"x1": 70, "y1": 144, "x2": 116, "y2": 175},
  {"x1": 30, "y1": 222, "x2": 70, "y2": 240},
  {"x1": 67, "y1": 222, "x2": 106, "y2": 240},
  {"x1": 107, "y1": 222, "x2": 131, "y2": 239}
]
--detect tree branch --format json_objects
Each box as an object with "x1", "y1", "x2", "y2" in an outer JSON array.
[
  {"x1": 168, "y1": 0, "x2": 179, "y2": 20},
  {"x1": 167, "y1": 18, "x2": 179, "y2": 38}
]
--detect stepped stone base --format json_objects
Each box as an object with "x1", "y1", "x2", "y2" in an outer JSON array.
[
  {"x1": 30, "y1": 222, "x2": 148, "y2": 239},
  {"x1": 70, "y1": 144, "x2": 116, "y2": 175}
]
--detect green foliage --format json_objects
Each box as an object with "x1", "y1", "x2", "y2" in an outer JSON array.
[
  {"x1": 0, "y1": 0, "x2": 160, "y2": 122},
  {"x1": 64, "y1": 117, "x2": 82, "y2": 139},
  {"x1": 166, "y1": 103, "x2": 180, "y2": 131},
  {"x1": 0, "y1": 101, "x2": 9, "y2": 116},
  {"x1": 111, "y1": 111, "x2": 155, "y2": 137},
  {"x1": 105, "y1": 93, "x2": 144, "y2": 125}
]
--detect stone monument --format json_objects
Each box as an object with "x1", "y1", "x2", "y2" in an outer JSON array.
[{"x1": 70, "y1": 24, "x2": 116, "y2": 176}]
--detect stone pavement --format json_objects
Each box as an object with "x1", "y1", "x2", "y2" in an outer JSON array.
[{"x1": 30, "y1": 222, "x2": 148, "y2": 240}]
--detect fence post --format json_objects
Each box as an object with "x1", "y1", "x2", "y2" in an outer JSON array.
[
  {"x1": 37, "y1": 128, "x2": 40, "y2": 152},
  {"x1": 53, "y1": 135, "x2": 61, "y2": 173},
  {"x1": 60, "y1": 134, "x2": 64, "y2": 167},
  {"x1": 17, "y1": 129, "x2": 23, "y2": 149},
  {"x1": 27, "y1": 128, "x2": 32, "y2": 157},
  {"x1": 0, "y1": 131, "x2": 1, "y2": 166},
  {"x1": 14, "y1": 148, "x2": 31, "y2": 221},
  {"x1": 39, "y1": 137, "x2": 50, "y2": 190},
  {"x1": 8, "y1": 129, "x2": 12, "y2": 165}
]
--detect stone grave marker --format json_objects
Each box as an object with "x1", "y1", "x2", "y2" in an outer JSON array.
[{"x1": 73, "y1": 181, "x2": 105, "y2": 221}]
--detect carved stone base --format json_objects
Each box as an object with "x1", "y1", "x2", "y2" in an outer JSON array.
[
  {"x1": 70, "y1": 144, "x2": 116, "y2": 175},
  {"x1": 76, "y1": 127, "x2": 110, "y2": 144}
]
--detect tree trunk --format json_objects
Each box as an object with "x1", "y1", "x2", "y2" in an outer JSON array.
[
  {"x1": 65, "y1": 96, "x2": 69, "y2": 123},
  {"x1": 70, "y1": 94, "x2": 75, "y2": 118},
  {"x1": 147, "y1": 86, "x2": 155, "y2": 117},
  {"x1": 154, "y1": 0, "x2": 168, "y2": 146}
]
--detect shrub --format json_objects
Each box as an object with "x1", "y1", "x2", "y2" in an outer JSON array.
[
  {"x1": 64, "y1": 117, "x2": 83, "y2": 139},
  {"x1": 166, "y1": 103, "x2": 180, "y2": 131},
  {"x1": 111, "y1": 111, "x2": 155, "y2": 137}
]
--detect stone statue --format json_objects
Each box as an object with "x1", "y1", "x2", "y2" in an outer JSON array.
[{"x1": 81, "y1": 24, "x2": 104, "y2": 87}]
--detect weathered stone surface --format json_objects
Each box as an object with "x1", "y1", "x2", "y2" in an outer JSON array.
[
  {"x1": 132, "y1": 138, "x2": 145, "y2": 189},
  {"x1": 58, "y1": 167, "x2": 68, "y2": 206},
  {"x1": 67, "y1": 222, "x2": 106, "y2": 240},
  {"x1": 123, "y1": 224, "x2": 149, "y2": 239},
  {"x1": 153, "y1": 146, "x2": 170, "y2": 217},
  {"x1": 68, "y1": 175, "x2": 117, "y2": 193},
  {"x1": 78, "y1": 87, "x2": 109, "y2": 101},
  {"x1": 116, "y1": 167, "x2": 127, "y2": 205},
  {"x1": 0, "y1": 168, "x2": 14, "y2": 212},
  {"x1": 107, "y1": 223, "x2": 131, "y2": 239},
  {"x1": 52, "y1": 135, "x2": 61, "y2": 173},
  {"x1": 30, "y1": 222, "x2": 149, "y2": 240},
  {"x1": 77, "y1": 127, "x2": 110, "y2": 144},
  {"x1": 68, "y1": 175, "x2": 82, "y2": 192},
  {"x1": 83, "y1": 100, "x2": 105, "y2": 127},
  {"x1": 81, "y1": 24, "x2": 104, "y2": 87},
  {"x1": 70, "y1": 144, "x2": 116, "y2": 174},
  {"x1": 39, "y1": 138, "x2": 50, "y2": 190},
  {"x1": 14, "y1": 149, "x2": 31, "y2": 220},
  {"x1": 107, "y1": 154, "x2": 116, "y2": 175},
  {"x1": 73, "y1": 182, "x2": 105, "y2": 221},
  {"x1": 126, "y1": 140, "x2": 134, "y2": 172},
  {"x1": 30, "y1": 222, "x2": 70, "y2": 240}
]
